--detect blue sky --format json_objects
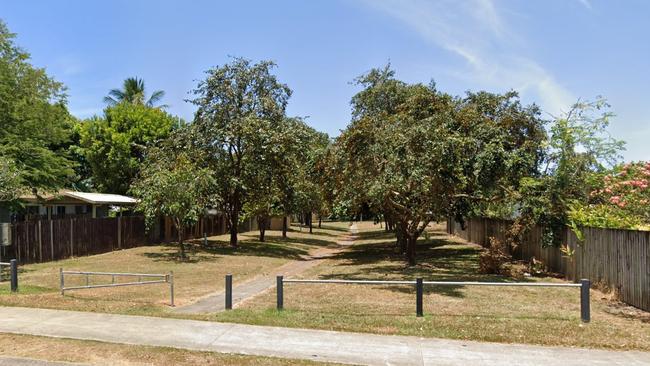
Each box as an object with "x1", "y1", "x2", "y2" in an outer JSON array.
[{"x1": 3, "y1": 0, "x2": 649, "y2": 161}]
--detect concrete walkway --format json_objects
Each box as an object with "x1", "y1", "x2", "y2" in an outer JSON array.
[
  {"x1": 176, "y1": 224, "x2": 358, "y2": 314},
  {"x1": 0, "y1": 306, "x2": 648, "y2": 366}
]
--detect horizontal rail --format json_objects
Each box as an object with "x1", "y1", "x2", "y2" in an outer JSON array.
[
  {"x1": 62, "y1": 279, "x2": 168, "y2": 291},
  {"x1": 60, "y1": 268, "x2": 174, "y2": 307},
  {"x1": 61, "y1": 271, "x2": 166, "y2": 278},
  {"x1": 284, "y1": 279, "x2": 416, "y2": 285},
  {"x1": 283, "y1": 279, "x2": 581, "y2": 287},
  {"x1": 0, "y1": 262, "x2": 11, "y2": 266},
  {"x1": 422, "y1": 281, "x2": 580, "y2": 288}
]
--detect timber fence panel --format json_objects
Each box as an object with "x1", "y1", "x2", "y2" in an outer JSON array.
[{"x1": 448, "y1": 217, "x2": 650, "y2": 311}]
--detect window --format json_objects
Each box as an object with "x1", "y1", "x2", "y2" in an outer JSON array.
[{"x1": 56, "y1": 206, "x2": 66, "y2": 216}]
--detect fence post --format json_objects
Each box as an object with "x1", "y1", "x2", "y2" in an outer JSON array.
[
  {"x1": 225, "y1": 274, "x2": 233, "y2": 310},
  {"x1": 277, "y1": 275, "x2": 283, "y2": 310},
  {"x1": 416, "y1": 278, "x2": 423, "y2": 317},
  {"x1": 70, "y1": 218, "x2": 74, "y2": 257},
  {"x1": 50, "y1": 219, "x2": 54, "y2": 260},
  {"x1": 10, "y1": 259, "x2": 18, "y2": 293},
  {"x1": 169, "y1": 271, "x2": 175, "y2": 307},
  {"x1": 60, "y1": 268, "x2": 64, "y2": 295},
  {"x1": 580, "y1": 279, "x2": 590, "y2": 323},
  {"x1": 38, "y1": 220, "x2": 42, "y2": 263},
  {"x1": 117, "y1": 216, "x2": 122, "y2": 250},
  {"x1": 204, "y1": 232, "x2": 208, "y2": 246}
]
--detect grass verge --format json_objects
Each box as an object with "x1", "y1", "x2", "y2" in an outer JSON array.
[{"x1": 0, "y1": 332, "x2": 336, "y2": 365}]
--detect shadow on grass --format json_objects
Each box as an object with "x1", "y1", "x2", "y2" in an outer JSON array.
[
  {"x1": 317, "y1": 229, "x2": 534, "y2": 298},
  {"x1": 143, "y1": 240, "x2": 311, "y2": 263}
]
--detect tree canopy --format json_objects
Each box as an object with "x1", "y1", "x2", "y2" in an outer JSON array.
[
  {"x1": 131, "y1": 131, "x2": 214, "y2": 258},
  {"x1": 77, "y1": 103, "x2": 179, "y2": 194},
  {"x1": 0, "y1": 20, "x2": 75, "y2": 193},
  {"x1": 189, "y1": 57, "x2": 292, "y2": 246},
  {"x1": 333, "y1": 66, "x2": 546, "y2": 264}
]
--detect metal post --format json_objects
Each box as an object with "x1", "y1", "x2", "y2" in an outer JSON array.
[
  {"x1": 204, "y1": 233, "x2": 208, "y2": 246},
  {"x1": 580, "y1": 279, "x2": 590, "y2": 323},
  {"x1": 60, "y1": 268, "x2": 64, "y2": 295},
  {"x1": 10, "y1": 259, "x2": 18, "y2": 293},
  {"x1": 416, "y1": 278, "x2": 423, "y2": 317},
  {"x1": 169, "y1": 271, "x2": 175, "y2": 307},
  {"x1": 277, "y1": 275, "x2": 283, "y2": 310},
  {"x1": 225, "y1": 274, "x2": 233, "y2": 310}
]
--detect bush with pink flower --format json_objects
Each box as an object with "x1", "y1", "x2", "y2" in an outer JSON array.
[{"x1": 575, "y1": 161, "x2": 650, "y2": 229}]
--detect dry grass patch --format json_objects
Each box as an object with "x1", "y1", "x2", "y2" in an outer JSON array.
[
  {"x1": 0, "y1": 224, "x2": 349, "y2": 317},
  {"x1": 215, "y1": 222, "x2": 650, "y2": 351},
  {"x1": 0, "y1": 332, "x2": 335, "y2": 365}
]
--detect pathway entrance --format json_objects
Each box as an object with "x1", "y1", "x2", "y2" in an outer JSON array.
[{"x1": 175, "y1": 224, "x2": 359, "y2": 314}]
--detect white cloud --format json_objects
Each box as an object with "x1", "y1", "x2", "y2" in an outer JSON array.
[
  {"x1": 362, "y1": 0, "x2": 575, "y2": 116},
  {"x1": 577, "y1": 0, "x2": 592, "y2": 10}
]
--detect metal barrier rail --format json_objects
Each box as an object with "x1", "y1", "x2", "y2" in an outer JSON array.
[
  {"x1": 276, "y1": 276, "x2": 591, "y2": 322},
  {"x1": 0, "y1": 260, "x2": 18, "y2": 292},
  {"x1": 60, "y1": 269, "x2": 174, "y2": 306}
]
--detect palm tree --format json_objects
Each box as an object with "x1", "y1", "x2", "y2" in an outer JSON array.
[{"x1": 104, "y1": 77, "x2": 167, "y2": 108}]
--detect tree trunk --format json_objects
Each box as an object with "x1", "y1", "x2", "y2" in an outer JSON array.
[
  {"x1": 406, "y1": 234, "x2": 417, "y2": 266},
  {"x1": 308, "y1": 213, "x2": 313, "y2": 234},
  {"x1": 282, "y1": 216, "x2": 288, "y2": 238},
  {"x1": 258, "y1": 216, "x2": 267, "y2": 242},
  {"x1": 228, "y1": 223, "x2": 237, "y2": 247},
  {"x1": 396, "y1": 221, "x2": 407, "y2": 254},
  {"x1": 318, "y1": 216, "x2": 322, "y2": 228},
  {"x1": 177, "y1": 225, "x2": 186, "y2": 259}
]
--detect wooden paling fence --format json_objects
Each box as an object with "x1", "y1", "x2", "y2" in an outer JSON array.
[
  {"x1": 4, "y1": 215, "x2": 233, "y2": 265},
  {"x1": 447, "y1": 218, "x2": 650, "y2": 312},
  {"x1": 5, "y1": 216, "x2": 157, "y2": 264}
]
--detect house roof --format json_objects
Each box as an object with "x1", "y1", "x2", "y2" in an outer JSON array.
[
  {"x1": 63, "y1": 191, "x2": 137, "y2": 205},
  {"x1": 20, "y1": 191, "x2": 137, "y2": 206}
]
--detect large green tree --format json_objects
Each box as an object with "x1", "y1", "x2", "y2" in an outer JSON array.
[
  {"x1": 78, "y1": 103, "x2": 178, "y2": 194},
  {"x1": 131, "y1": 133, "x2": 214, "y2": 258},
  {"x1": 0, "y1": 20, "x2": 75, "y2": 192},
  {"x1": 190, "y1": 58, "x2": 291, "y2": 247},
  {"x1": 335, "y1": 66, "x2": 546, "y2": 264}
]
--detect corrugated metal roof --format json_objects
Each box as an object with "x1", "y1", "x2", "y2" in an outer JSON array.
[{"x1": 63, "y1": 191, "x2": 137, "y2": 205}]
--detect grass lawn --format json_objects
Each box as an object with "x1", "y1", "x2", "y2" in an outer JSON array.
[
  {"x1": 0, "y1": 223, "x2": 348, "y2": 317},
  {"x1": 0, "y1": 333, "x2": 335, "y2": 365},
  {"x1": 214, "y1": 222, "x2": 650, "y2": 351}
]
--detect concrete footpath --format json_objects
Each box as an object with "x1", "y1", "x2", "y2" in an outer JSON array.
[{"x1": 0, "y1": 307, "x2": 648, "y2": 366}]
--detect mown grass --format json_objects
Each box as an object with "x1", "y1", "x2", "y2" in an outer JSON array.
[
  {"x1": 214, "y1": 222, "x2": 650, "y2": 351},
  {"x1": 0, "y1": 333, "x2": 336, "y2": 365},
  {"x1": 0, "y1": 223, "x2": 348, "y2": 317}
]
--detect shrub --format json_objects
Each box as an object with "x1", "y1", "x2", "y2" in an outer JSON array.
[{"x1": 479, "y1": 237, "x2": 512, "y2": 275}]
